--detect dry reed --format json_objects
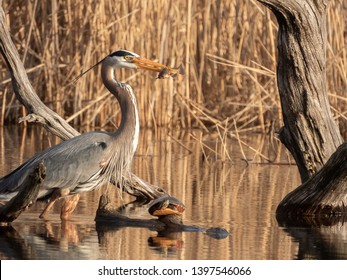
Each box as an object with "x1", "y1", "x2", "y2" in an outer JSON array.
[{"x1": 0, "y1": 0, "x2": 346, "y2": 137}]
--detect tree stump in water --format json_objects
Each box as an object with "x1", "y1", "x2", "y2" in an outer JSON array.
[
  {"x1": 0, "y1": 162, "x2": 46, "y2": 225},
  {"x1": 257, "y1": 0, "x2": 347, "y2": 221},
  {"x1": 277, "y1": 143, "x2": 347, "y2": 222}
]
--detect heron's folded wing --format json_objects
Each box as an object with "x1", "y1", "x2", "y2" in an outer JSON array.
[{"x1": 0, "y1": 132, "x2": 111, "y2": 199}]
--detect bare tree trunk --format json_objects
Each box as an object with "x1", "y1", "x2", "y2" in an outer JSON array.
[
  {"x1": 257, "y1": 0, "x2": 347, "y2": 220},
  {"x1": 258, "y1": 0, "x2": 343, "y2": 182},
  {"x1": 0, "y1": 3, "x2": 166, "y2": 206}
]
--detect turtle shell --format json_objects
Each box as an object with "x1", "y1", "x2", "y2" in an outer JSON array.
[{"x1": 148, "y1": 196, "x2": 185, "y2": 216}]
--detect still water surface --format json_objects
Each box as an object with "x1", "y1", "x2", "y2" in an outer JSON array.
[{"x1": 0, "y1": 126, "x2": 346, "y2": 260}]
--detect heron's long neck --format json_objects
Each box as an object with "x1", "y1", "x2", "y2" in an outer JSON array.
[{"x1": 101, "y1": 63, "x2": 139, "y2": 154}]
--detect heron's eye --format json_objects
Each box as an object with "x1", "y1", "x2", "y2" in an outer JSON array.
[{"x1": 124, "y1": 55, "x2": 134, "y2": 62}]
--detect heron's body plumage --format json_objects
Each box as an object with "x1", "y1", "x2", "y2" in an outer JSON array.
[
  {"x1": 0, "y1": 51, "x2": 148, "y2": 215},
  {"x1": 0, "y1": 132, "x2": 113, "y2": 200}
]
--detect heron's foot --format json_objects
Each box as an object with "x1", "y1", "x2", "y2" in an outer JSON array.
[
  {"x1": 38, "y1": 212, "x2": 47, "y2": 219},
  {"x1": 60, "y1": 194, "x2": 80, "y2": 220},
  {"x1": 39, "y1": 188, "x2": 70, "y2": 219},
  {"x1": 39, "y1": 200, "x2": 56, "y2": 219}
]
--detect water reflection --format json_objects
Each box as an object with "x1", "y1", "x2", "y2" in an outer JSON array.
[
  {"x1": 95, "y1": 196, "x2": 228, "y2": 259},
  {"x1": 96, "y1": 211, "x2": 186, "y2": 259},
  {"x1": 0, "y1": 221, "x2": 99, "y2": 259},
  {"x1": 287, "y1": 225, "x2": 347, "y2": 259},
  {"x1": 0, "y1": 126, "x2": 347, "y2": 259}
]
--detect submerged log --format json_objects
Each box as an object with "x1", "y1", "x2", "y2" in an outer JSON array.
[
  {"x1": 95, "y1": 194, "x2": 229, "y2": 239},
  {"x1": 0, "y1": 162, "x2": 45, "y2": 225},
  {"x1": 95, "y1": 194, "x2": 165, "y2": 230}
]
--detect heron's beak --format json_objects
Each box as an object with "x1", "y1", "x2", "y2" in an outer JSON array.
[{"x1": 132, "y1": 57, "x2": 168, "y2": 73}]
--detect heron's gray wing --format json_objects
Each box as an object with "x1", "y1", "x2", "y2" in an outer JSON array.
[{"x1": 0, "y1": 132, "x2": 112, "y2": 199}]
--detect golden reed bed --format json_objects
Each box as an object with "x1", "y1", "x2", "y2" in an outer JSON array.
[{"x1": 0, "y1": 0, "x2": 346, "y2": 136}]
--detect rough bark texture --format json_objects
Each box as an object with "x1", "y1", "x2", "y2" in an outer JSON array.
[
  {"x1": 0, "y1": 4, "x2": 166, "y2": 207},
  {"x1": 257, "y1": 0, "x2": 347, "y2": 221},
  {"x1": 277, "y1": 142, "x2": 347, "y2": 218},
  {"x1": 0, "y1": 162, "x2": 45, "y2": 225},
  {"x1": 259, "y1": 0, "x2": 343, "y2": 182}
]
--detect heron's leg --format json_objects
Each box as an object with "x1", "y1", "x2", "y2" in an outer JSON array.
[
  {"x1": 60, "y1": 194, "x2": 80, "y2": 220},
  {"x1": 39, "y1": 188, "x2": 70, "y2": 219}
]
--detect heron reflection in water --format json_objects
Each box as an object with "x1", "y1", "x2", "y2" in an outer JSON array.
[{"x1": 0, "y1": 50, "x2": 178, "y2": 220}]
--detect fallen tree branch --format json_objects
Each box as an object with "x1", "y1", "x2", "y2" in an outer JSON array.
[
  {"x1": 0, "y1": 5, "x2": 78, "y2": 140},
  {"x1": 0, "y1": 162, "x2": 45, "y2": 225}
]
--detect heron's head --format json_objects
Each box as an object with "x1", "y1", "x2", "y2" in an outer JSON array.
[
  {"x1": 108, "y1": 50, "x2": 140, "y2": 69},
  {"x1": 73, "y1": 50, "x2": 169, "y2": 83},
  {"x1": 107, "y1": 49, "x2": 166, "y2": 72}
]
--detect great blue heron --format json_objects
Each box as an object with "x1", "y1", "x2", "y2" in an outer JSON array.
[{"x1": 0, "y1": 50, "x2": 170, "y2": 220}]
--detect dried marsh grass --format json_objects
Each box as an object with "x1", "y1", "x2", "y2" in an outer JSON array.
[{"x1": 0, "y1": 0, "x2": 346, "y2": 137}]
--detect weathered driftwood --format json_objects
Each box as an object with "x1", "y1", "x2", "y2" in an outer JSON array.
[
  {"x1": 257, "y1": 0, "x2": 347, "y2": 221},
  {"x1": 0, "y1": 4, "x2": 166, "y2": 205},
  {"x1": 0, "y1": 162, "x2": 45, "y2": 225},
  {"x1": 0, "y1": 3, "x2": 78, "y2": 140}
]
